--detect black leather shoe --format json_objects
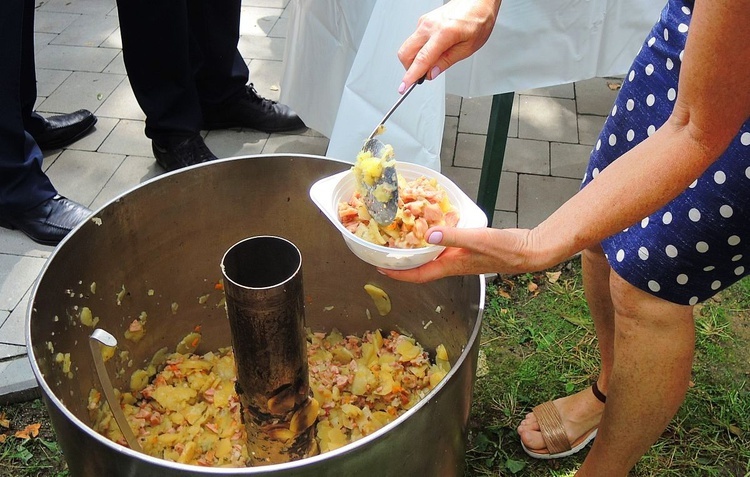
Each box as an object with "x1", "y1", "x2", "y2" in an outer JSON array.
[
  {"x1": 202, "y1": 84, "x2": 306, "y2": 133},
  {"x1": 152, "y1": 134, "x2": 218, "y2": 172},
  {"x1": 0, "y1": 195, "x2": 92, "y2": 246},
  {"x1": 31, "y1": 109, "x2": 97, "y2": 151}
]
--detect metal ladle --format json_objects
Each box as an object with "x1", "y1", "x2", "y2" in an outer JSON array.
[
  {"x1": 89, "y1": 329, "x2": 143, "y2": 453},
  {"x1": 357, "y1": 75, "x2": 426, "y2": 225}
]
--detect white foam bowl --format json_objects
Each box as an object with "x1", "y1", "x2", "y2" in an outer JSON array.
[{"x1": 310, "y1": 162, "x2": 488, "y2": 270}]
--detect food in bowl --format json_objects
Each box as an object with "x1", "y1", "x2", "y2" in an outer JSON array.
[
  {"x1": 89, "y1": 328, "x2": 451, "y2": 466},
  {"x1": 338, "y1": 174, "x2": 460, "y2": 248},
  {"x1": 309, "y1": 161, "x2": 488, "y2": 270}
]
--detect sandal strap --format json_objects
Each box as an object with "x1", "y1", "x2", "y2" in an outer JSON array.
[
  {"x1": 532, "y1": 401, "x2": 572, "y2": 455},
  {"x1": 592, "y1": 380, "x2": 607, "y2": 404}
]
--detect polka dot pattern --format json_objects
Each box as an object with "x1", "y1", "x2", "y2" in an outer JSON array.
[{"x1": 580, "y1": 0, "x2": 750, "y2": 306}]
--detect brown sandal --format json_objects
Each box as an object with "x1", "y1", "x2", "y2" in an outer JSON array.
[{"x1": 520, "y1": 382, "x2": 606, "y2": 459}]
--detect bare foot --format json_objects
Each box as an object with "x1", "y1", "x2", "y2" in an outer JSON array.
[{"x1": 517, "y1": 385, "x2": 606, "y2": 453}]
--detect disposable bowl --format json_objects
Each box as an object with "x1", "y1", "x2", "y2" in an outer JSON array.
[{"x1": 310, "y1": 162, "x2": 487, "y2": 270}]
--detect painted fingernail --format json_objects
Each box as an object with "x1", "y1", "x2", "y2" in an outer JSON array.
[
  {"x1": 398, "y1": 82, "x2": 406, "y2": 94},
  {"x1": 427, "y1": 231, "x2": 443, "y2": 244},
  {"x1": 430, "y1": 66, "x2": 441, "y2": 80}
]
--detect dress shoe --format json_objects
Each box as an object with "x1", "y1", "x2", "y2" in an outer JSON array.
[
  {"x1": 31, "y1": 110, "x2": 97, "y2": 151},
  {"x1": 152, "y1": 134, "x2": 218, "y2": 172},
  {"x1": 0, "y1": 195, "x2": 92, "y2": 246},
  {"x1": 202, "y1": 84, "x2": 306, "y2": 133}
]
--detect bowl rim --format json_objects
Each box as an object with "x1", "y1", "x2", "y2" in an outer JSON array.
[{"x1": 309, "y1": 162, "x2": 487, "y2": 258}]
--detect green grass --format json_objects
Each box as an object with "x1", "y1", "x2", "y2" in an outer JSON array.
[
  {"x1": 467, "y1": 258, "x2": 750, "y2": 477},
  {"x1": 0, "y1": 399, "x2": 68, "y2": 477},
  {"x1": 2, "y1": 257, "x2": 748, "y2": 476}
]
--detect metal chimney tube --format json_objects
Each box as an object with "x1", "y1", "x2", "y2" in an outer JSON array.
[{"x1": 221, "y1": 236, "x2": 318, "y2": 465}]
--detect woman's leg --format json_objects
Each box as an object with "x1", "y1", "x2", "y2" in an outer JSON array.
[
  {"x1": 517, "y1": 245, "x2": 613, "y2": 450},
  {"x1": 577, "y1": 270, "x2": 694, "y2": 476}
]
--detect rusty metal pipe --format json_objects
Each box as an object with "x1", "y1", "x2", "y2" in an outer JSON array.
[{"x1": 221, "y1": 236, "x2": 317, "y2": 465}]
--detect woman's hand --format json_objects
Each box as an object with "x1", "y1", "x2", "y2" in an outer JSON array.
[
  {"x1": 397, "y1": 0, "x2": 502, "y2": 91},
  {"x1": 378, "y1": 225, "x2": 557, "y2": 283}
]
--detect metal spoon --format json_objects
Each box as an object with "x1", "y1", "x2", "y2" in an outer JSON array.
[
  {"x1": 356, "y1": 74, "x2": 426, "y2": 225},
  {"x1": 89, "y1": 329, "x2": 143, "y2": 452}
]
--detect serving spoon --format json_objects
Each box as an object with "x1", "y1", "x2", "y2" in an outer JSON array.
[{"x1": 355, "y1": 75, "x2": 426, "y2": 225}]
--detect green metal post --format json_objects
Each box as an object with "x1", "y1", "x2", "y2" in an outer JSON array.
[{"x1": 476, "y1": 92, "x2": 514, "y2": 227}]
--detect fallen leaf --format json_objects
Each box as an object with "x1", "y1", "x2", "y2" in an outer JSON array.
[
  {"x1": 14, "y1": 422, "x2": 41, "y2": 440},
  {"x1": 0, "y1": 434, "x2": 6, "y2": 443},
  {"x1": 0, "y1": 412, "x2": 9, "y2": 428},
  {"x1": 496, "y1": 289, "x2": 511, "y2": 299},
  {"x1": 527, "y1": 282, "x2": 538, "y2": 293},
  {"x1": 728, "y1": 424, "x2": 743, "y2": 437},
  {"x1": 607, "y1": 81, "x2": 622, "y2": 90},
  {"x1": 546, "y1": 271, "x2": 562, "y2": 283}
]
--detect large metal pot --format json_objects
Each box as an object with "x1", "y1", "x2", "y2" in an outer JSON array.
[{"x1": 27, "y1": 155, "x2": 484, "y2": 476}]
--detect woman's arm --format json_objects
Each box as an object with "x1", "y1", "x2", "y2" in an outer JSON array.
[{"x1": 383, "y1": 0, "x2": 750, "y2": 283}]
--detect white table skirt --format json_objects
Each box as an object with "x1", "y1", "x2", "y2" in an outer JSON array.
[{"x1": 280, "y1": 0, "x2": 664, "y2": 170}]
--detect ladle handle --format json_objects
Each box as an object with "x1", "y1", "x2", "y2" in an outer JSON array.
[
  {"x1": 89, "y1": 329, "x2": 143, "y2": 453},
  {"x1": 367, "y1": 74, "x2": 427, "y2": 141}
]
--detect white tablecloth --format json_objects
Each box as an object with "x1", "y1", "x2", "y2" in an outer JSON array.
[{"x1": 280, "y1": 0, "x2": 664, "y2": 170}]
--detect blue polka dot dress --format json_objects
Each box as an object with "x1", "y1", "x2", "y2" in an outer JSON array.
[{"x1": 581, "y1": 0, "x2": 750, "y2": 306}]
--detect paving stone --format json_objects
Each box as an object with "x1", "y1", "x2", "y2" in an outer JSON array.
[
  {"x1": 578, "y1": 114, "x2": 608, "y2": 146},
  {"x1": 458, "y1": 96, "x2": 492, "y2": 135},
  {"x1": 0, "y1": 343, "x2": 26, "y2": 361},
  {"x1": 37, "y1": 71, "x2": 125, "y2": 115},
  {"x1": 36, "y1": 69, "x2": 72, "y2": 98},
  {"x1": 446, "y1": 95, "x2": 461, "y2": 117},
  {"x1": 205, "y1": 129, "x2": 268, "y2": 159},
  {"x1": 575, "y1": 77, "x2": 620, "y2": 116},
  {"x1": 551, "y1": 142, "x2": 593, "y2": 179},
  {"x1": 34, "y1": 32, "x2": 57, "y2": 52},
  {"x1": 98, "y1": 119, "x2": 152, "y2": 157},
  {"x1": 238, "y1": 35, "x2": 286, "y2": 62},
  {"x1": 51, "y1": 13, "x2": 120, "y2": 47},
  {"x1": 0, "y1": 357, "x2": 38, "y2": 404},
  {"x1": 103, "y1": 51, "x2": 127, "y2": 75},
  {"x1": 38, "y1": 0, "x2": 116, "y2": 15},
  {"x1": 96, "y1": 78, "x2": 146, "y2": 121},
  {"x1": 248, "y1": 59, "x2": 285, "y2": 102},
  {"x1": 0, "y1": 234, "x2": 54, "y2": 260},
  {"x1": 262, "y1": 132, "x2": 329, "y2": 156},
  {"x1": 65, "y1": 116, "x2": 118, "y2": 153},
  {"x1": 44, "y1": 149, "x2": 126, "y2": 207},
  {"x1": 240, "y1": 6, "x2": 285, "y2": 37},
  {"x1": 441, "y1": 166, "x2": 481, "y2": 202},
  {"x1": 268, "y1": 15, "x2": 289, "y2": 38},
  {"x1": 518, "y1": 95, "x2": 578, "y2": 143},
  {"x1": 503, "y1": 138, "x2": 550, "y2": 175},
  {"x1": 90, "y1": 156, "x2": 162, "y2": 211},
  {"x1": 517, "y1": 174, "x2": 582, "y2": 229},
  {"x1": 454, "y1": 133, "x2": 486, "y2": 169},
  {"x1": 489, "y1": 210, "x2": 518, "y2": 229},
  {"x1": 33, "y1": 11, "x2": 79, "y2": 35},
  {"x1": 518, "y1": 82, "x2": 575, "y2": 99},
  {"x1": 440, "y1": 116, "x2": 459, "y2": 168},
  {"x1": 0, "y1": 254, "x2": 45, "y2": 313},
  {"x1": 494, "y1": 171, "x2": 517, "y2": 212},
  {"x1": 0, "y1": 293, "x2": 30, "y2": 346},
  {"x1": 35, "y1": 44, "x2": 119, "y2": 73}
]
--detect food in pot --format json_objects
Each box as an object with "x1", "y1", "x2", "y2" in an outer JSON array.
[
  {"x1": 89, "y1": 328, "x2": 450, "y2": 467},
  {"x1": 339, "y1": 174, "x2": 459, "y2": 248}
]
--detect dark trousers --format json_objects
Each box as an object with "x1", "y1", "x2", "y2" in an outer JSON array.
[
  {"x1": 115, "y1": 0, "x2": 249, "y2": 142},
  {"x1": 0, "y1": 0, "x2": 56, "y2": 212}
]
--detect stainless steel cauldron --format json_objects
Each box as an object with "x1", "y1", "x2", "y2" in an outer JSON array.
[{"x1": 27, "y1": 155, "x2": 484, "y2": 476}]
